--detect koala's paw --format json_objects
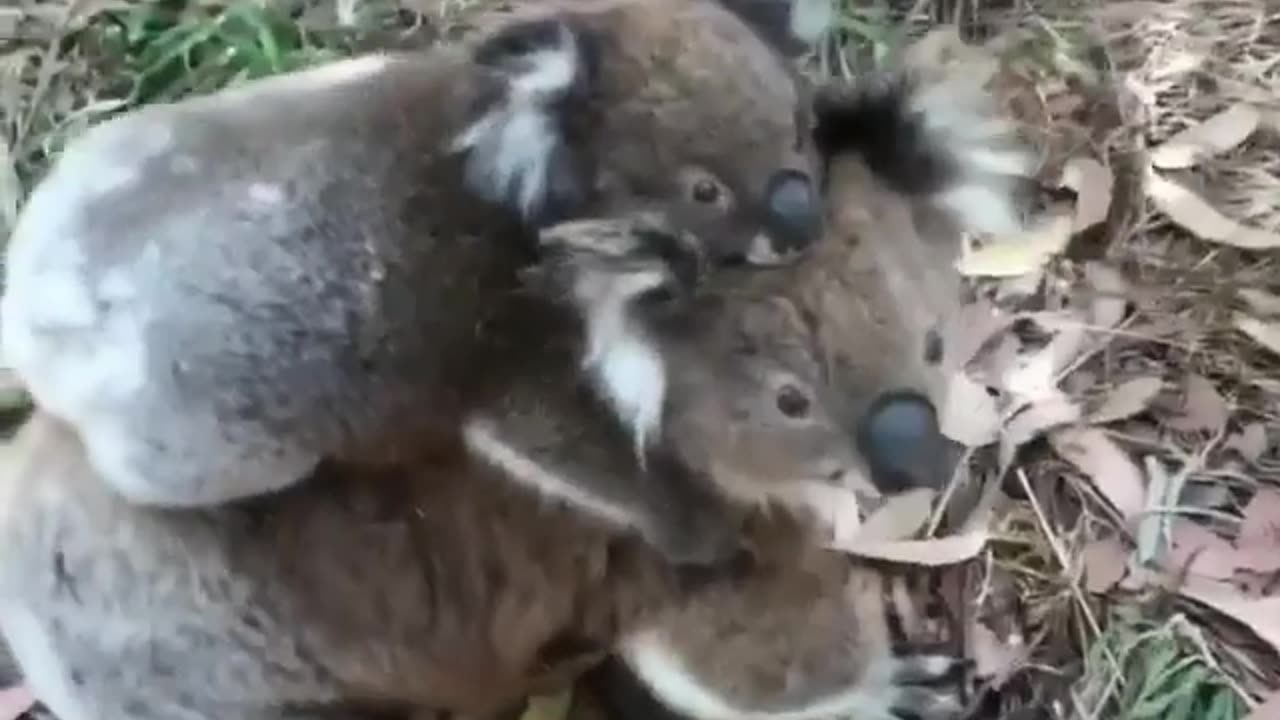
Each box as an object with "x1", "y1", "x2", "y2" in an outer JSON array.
[{"x1": 877, "y1": 652, "x2": 967, "y2": 720}]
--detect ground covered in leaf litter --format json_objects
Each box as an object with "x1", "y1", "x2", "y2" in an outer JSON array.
[{"x1": 1, "y1": 1, "x2": 1279, "y2": 719}]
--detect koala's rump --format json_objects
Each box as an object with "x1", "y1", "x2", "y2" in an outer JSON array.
[{"x1": 0, "y1": 414, "x2": 673, "y2": 718}]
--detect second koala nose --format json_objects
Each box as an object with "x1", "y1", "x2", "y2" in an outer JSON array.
[
  {"x1": 856, "y1": 390, "x2": 951, "y2": 494},
  {"x1": 763, "y1": 170, "x2": 823, "y2": 256}
]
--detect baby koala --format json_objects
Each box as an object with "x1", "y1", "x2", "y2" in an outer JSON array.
[{"x1": 462, "y1": 215, "x2": 866, "y2": 566}]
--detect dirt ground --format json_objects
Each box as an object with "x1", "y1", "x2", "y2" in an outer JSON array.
[{"x1": 0, "y1": 1, "x2": 1279, "y2": 719}]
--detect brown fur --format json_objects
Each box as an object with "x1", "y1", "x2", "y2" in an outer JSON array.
[
  {"x1": 0, "y1": 412, "x2": 958, "y2": 720},
  {"x1": 0, "y1": 0, "x2": 834, "y2": 511},
  {"x1": 461, "y1": 217, "x2": 864, "y2": 565}
]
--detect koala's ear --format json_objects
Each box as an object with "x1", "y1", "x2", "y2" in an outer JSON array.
[
  {"x1": 453, "y1": 17, "x2": 602, "y2": 227},
  {"x1": 528, "y1": 219, "x2": 701, "y2": 313},
  {"x1": 716, "y1": 0, "x2": 833, "y2": 56}
]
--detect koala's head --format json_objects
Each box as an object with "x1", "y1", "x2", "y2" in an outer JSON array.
[
  {"x1": 531, "y1": 217, "x2": 861, "y2": 498},
  {"x1": 661, "y1": 293, "x2": 861, "y2": 497},
  {"x1": 453, "y1": 0, "x2": 834, "y2": 267}
]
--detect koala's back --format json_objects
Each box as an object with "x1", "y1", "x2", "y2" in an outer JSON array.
[
  {"x1": 0, "y1": 50, "x2": 528, "y2": 506},
  {"x1": 0, "y1": 413, "x2": 679, "y2": 720}
]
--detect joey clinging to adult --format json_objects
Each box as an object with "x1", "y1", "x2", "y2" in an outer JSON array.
[
  {"x1": 1, "y1": 0, "x2": 1033, "y2": 510},
  {"x1": 0, "y1": 0, "x2": 841, "y2": 508},
  {"x1": 463, "y1": 216, "x2": 865, "y2": 566}
]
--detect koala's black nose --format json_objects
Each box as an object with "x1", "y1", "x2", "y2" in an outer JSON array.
[
  {"x1": 856, "y1": 390, "x2": 954, "y2": 494},
  {"x1": 763, "y1": 170, "x2": 823, "y2": 255}
]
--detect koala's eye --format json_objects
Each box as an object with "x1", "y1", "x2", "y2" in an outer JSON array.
[
  {"x1": 775, "y1": 384, "x2": 811, "y2": 419},
  {"x1": 692, "y1": 179, "x2": 721, "y2": 204}
]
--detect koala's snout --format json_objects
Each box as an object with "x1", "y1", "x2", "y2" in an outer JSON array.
[
  {"x1": 856, "y1": 390, "x2": 954, "y2": 493},
  {"x1": 762, "y1": 169, "x2": 823, "y2": 256}
]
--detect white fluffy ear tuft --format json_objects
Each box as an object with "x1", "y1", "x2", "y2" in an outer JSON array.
[{"x1": 452, "y1": 21, "x2": 590, "y2": 224}]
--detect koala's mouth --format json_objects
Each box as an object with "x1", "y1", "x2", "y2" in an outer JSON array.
[{"x1": 744, "y1": 231, "x2": 808, "y2": 267}]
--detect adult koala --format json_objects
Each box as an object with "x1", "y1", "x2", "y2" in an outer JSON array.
[{"x1": 0, "y1": 0, "x2": 1028, "y2": 509}]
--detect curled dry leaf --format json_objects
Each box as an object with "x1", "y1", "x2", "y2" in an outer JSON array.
[
  {"x1": 1147, "y1": 168, "x2": 1280, "y2": 249},
  {"x1": 1049, "y1": 427, "x2": 1146, "y2": 521},
  {"x1": 938, "y1": 372, "x2": 1001, "y2": 447},
  {"x1": 1058, "y1": 156, "x2": 1113, "y2": 232},
  {"x1": 1082, "y1": 537, "x2": 1129, "y2": 593},
  {"x1": 785, "y1": 482, "x2": 865, "y2": 549},
  {"x1": 0, "y1": 685, "x2": 32, "y2": 720},
  {"x1": 1239, "y1": 489, "x2": 1280, "y2": 548},
  {"x1": 940, "y1": 298, "x2": 1015, "y2": 373},
  {"x1": 1167, "y1": 374, "x2": 1229, "y2": 435},
  {"x1": 1179, "y1": 579, "x2": 1280, "y2": 657},
  {"x1": 999, "y1": 321, "x2": 1087, "y2": 402},
  {"x1": 853, "y1": 488, "x2": 936, "y2": 542},
  {"x1": 999, "y1": 392, "x2": 1082, "y2": 471},
  {"x1": 833, "y1": 530, "x2": 990, "y2": 565},
  {"x1": 1088, "y1": 377, "x2": 1163, "y2": 425},
  {"x1": 1149, "y1": 103, "x2": 1261, "y2": 170},
  {"x1": 1226, "y1": 423, "x2": 1269, "y2": 462},
  {"x1": 1235, "y1": 313, "x2": 1280, "y2": 357},
  {"x1": 1167, "y1": 520, "x2": 1239, "y2": 581},
  {"x1": 1239, "y1": 288, "x2": 1280, "y2": 316},
  {"x1": 955, "y1": 211, "x2": 1074, "y2": 278}
]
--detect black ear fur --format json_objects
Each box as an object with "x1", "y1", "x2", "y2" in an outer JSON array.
[
  {"x1": 456, "y1": 16, "x2": 605, "y2": 227},
  {"x1": 811, "y1": 76, "x2": 957, "y2": 196},
  {"x1": 715, "y1": 0, "x2": 832, "y2": 57}
]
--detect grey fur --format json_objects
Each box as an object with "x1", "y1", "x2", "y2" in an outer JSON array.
[
  {"x1": 0, "y1": 0, "x2": 834, "y2": 509},
  {"x1": 0, "y1": 412, "x2": 958, "y2": 720}
]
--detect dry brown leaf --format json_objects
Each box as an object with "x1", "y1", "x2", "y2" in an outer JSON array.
[
  {"x1": 940, "y1": 298, "x2": 1014, "y2": 373},
  {"x1": 1150, "y1": 104, "x2": 1261, "y2": 170},
  {"x1": 1235, "y1": 313, "x2": 1280, "y2": 357},
  {"x1": 1049, "y1": 427, "x2": 1146, "y2": 520},
  {"x1": 1059, "y1": 156, "x2": 1113, "y2": 232},
  {"x1": 1239, "y1": 288, "x2": 1280, "y2": 317},
  {"x1": 1180, "y1": 579, "x2": 1280, "y2": 657},
  {"x1": 1230, "y1": 545, "x2": 1280, "y2": 575},
  {"x1": 1089, "y1": 377, "x2": 1163, "y2": 425},
  {"x1": 938, "y1": 372, "x2": 1000, "y2": 447},
  {"x1": 956, "y1": 212, "x2": 1073, "y2": 278},
  {"x1": 1082, "y1": 537, "x2": 1129, "y2": 593},
  {"x1": 834, "y1": 530, "x2": 989, "y2": 565},
  {"x1": 1167, "y1": 374, "x2": 1229, "y2": 435},
  {"x1": 1147, "y1": 168, "x2": 1280, "y2": 249},
  {"x1": 0, "y1": 685, "x2": 32, "y2": 720},
  {"x1": 999, "y1": 392, "x2": 1082, "y2": 470},
  {"x1": 1225, "y1": 423, "x2": 1268, "y2": 462},
  {"x1": 1085, "y1": 262, "x2": 1129, "y2": 329},
  {"x1": 1168, "y1": 521, "x2": 1238, "y2": 581},
  {"x1": 967, "y1": 622, "x2": 1027, "y2": 688},
  {"x1": 787, "y1": 483, "x2": 865, "y2": 549},
  {"x1": 1244, "y1": 691, "x2": 1280, "y2": 720},
  {"x1": 853, "y1": 488, "x2": 936, "y2": 542},
  {"x1": 1240, "y1": 489, "x2": 1280, "y2": 547}
]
